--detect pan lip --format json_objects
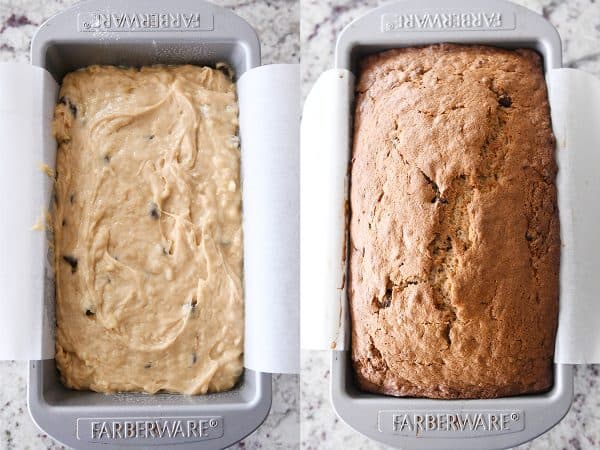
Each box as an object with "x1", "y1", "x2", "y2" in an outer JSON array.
[
  {"x1": 30, "y1": 0, "x2": 261, "y2": 74},
  {"x1": 335, "y1": 0, "x2": 562, "y2": 71}
]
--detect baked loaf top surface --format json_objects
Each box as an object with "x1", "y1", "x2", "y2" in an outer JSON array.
[
  {"x1": 349, "y1": 44, "x2": 559, "y2": 399},
  {"x1": 53, "y1": 65, "x2": 243, "y2": 394}
]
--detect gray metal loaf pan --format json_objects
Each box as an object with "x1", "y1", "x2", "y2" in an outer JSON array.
[
  {"x1": 27, "y1": 1, "x2": 271, "y2": 449},
  {"x1": 332, "y1": 0, "x2": 574, "y2": 449}
]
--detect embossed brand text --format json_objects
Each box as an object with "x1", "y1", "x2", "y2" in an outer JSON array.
[
  {"x1": 382, "y1": 10, "x2": 515, "y2": 32},
  {"x1": 378, "y1": 410, "x2": 524, "y2": 437},
  {"x1": 91, "y1": 418, "x2": 215, "y2": 439},
  {"x1": 394, "y1": 412, "x2": 513, "y2": 433},
  {"x1": 78, "y1": 12, "x2": 214, "y2": 32},
  {"x1": 77, "y1": 416, "x2": 223, "y2": 442}
]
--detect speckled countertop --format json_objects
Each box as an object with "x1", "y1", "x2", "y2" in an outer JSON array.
[
  {"x1": 301, "y1": 0, "x2": 600, "y2": 449},
  {"x1": 0, "y1": 0, "x2": 299, "y2": 449}
]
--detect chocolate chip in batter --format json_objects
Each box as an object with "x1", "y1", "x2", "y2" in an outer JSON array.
[
  {"x1": 103, "y1": 154, "x2": 111, "y2": 164},
  {"x1": 191, "y1": 297, "x2": 198, "y2": 308},
  {"x1": 144, "y1": 362, "x2": 152, "y2": 369},
  {"x1": 215, "y1": 62, "x2": 234, "y2": 79},
  {"x1": 191, "y1": 353, "x2": 197, "y2": 365},
  {"x1": 69, "y1": 193, "x2": 75, "y2": 204},
  {"x1": 498, "y1": 94, "x2": 512, "y2": 108},
  {"x1": 62, "y1": 255, "x2": 78, "y2": 273},
  {"x1": 149, "y1": 202, "x2": 160, "y2": 220},
  {"x1": 147, "y1": 134, "x2": 155, "y2": 140},
  {"x1": 85, "y1": 308, "x2": 95, "y2": 317},
  {"x1": 62, "y1": 219, "x2": 67, "y2": 227},
  {"x1": 58, "y1": 96, "x2": 78, "y2": 117}
]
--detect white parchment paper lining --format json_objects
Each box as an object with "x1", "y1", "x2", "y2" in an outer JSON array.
[
  {"x1": 301, "y1": 67, "x2": 600, "y2": 364},
  {"x1": 0, "y1": 62, "x2": 300, "y2": 374}
]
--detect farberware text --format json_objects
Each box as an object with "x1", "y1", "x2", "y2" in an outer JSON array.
[
  {"x1": 392, "y1": 412, "x2": 516, "y2": 433},
  {"x1": 77, "y1": 417, "x2": 224, "y2": 442},
  {"x1": 378, "y1": 410, "x2": 525, "y2": 436},
  {"x1": 78, "y1": 12, "x2": 214, "y2": 31},
  {"x1": 381, "y1": 10, "x2": 516, "y2": 32}
]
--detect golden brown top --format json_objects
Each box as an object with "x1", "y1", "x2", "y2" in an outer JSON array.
[{"x1": 349, "y1": 45, "x2": 559, "y2": 399}]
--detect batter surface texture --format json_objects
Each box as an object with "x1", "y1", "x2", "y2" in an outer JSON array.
[
  {"x1": 53, "y1": 65, "x2": 243, "y2": 394},
  {"x1": 349, "y1": 45, "x2": 559, "y2": 399}
]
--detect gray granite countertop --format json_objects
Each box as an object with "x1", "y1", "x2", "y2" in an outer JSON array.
[
  {"x1": 301, "y1": 0, "x2": 600, "y2": 449},
  {"x1": 0, "y1": 0, "x2": 299, "y2": 449}
]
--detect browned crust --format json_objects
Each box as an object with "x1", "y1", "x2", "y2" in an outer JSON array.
[{"x1": 349, "y1": 44, "x2": 559, "y2": 399}]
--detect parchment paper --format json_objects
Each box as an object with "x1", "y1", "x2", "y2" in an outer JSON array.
[
  {"x1": 300, "y1": 69, "x2": 353, "y2": 351},
  {"x1": 548, "y1": 68, "x2": 600, "y2": 364},
  {"x1": 239, "y1": 64, "x2": 300, "y2": 373},
  {"x1": 300, "y1": 66, "x2": 600, "y2": 364},
  {"x1": 0, "y1": 62, "x2": 57, "y2": 360},
  {"x1": 0, "y1": 63, "x2": 301, "y2": 374}
]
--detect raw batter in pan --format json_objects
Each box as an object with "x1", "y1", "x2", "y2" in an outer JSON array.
[{"x1": 52, "y1": 65, "x2": 243, "y2": 394}]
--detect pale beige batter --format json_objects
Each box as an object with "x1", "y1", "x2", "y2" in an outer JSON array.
[{"x1": 52, "y1": 65, "x2": 243, "y2": 394}]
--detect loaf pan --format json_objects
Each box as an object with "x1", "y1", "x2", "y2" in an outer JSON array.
[
  {"x1": 27, "y1": 1, "x2": 271, "y2": 449},
  {"x1": 331, "y1": 1, "x2": 574, "y2": 448}
]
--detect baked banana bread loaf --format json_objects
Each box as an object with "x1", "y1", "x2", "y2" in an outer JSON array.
[{"x1": 349, "y1": 44, "x2": 559, "y2": 399}]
